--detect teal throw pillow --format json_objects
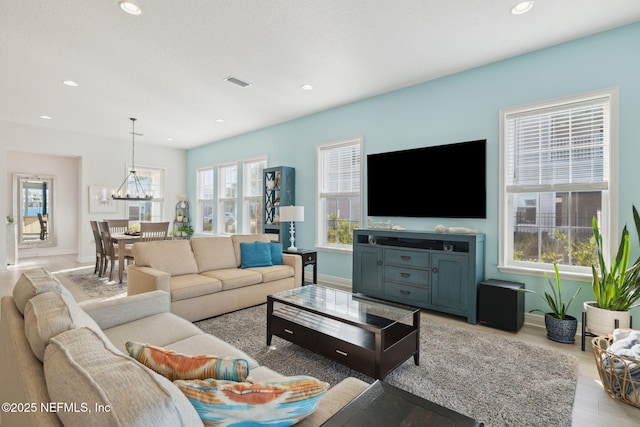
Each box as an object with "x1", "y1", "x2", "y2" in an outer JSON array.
[
  {"x1": 240, "y1": 242, "x2": 273, "y2": 268},
  {"x1": 270, "y1": 242, "x2": 283, "y2": 265}
]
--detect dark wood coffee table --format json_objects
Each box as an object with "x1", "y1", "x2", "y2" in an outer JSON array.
[
  {"x1": 322, "y1": 380, "x2": 484, "y2": 426},
  {"x1": 267, "y1": 285, "x2": 420, "y2": 380}
]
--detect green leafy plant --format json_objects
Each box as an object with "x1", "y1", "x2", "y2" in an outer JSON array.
[
  {"x1": 178, "y1": 224, "x2": 194, "y2": 236},
  {"x1": 326, "y1": 214, "x2": 357, "y2": 244},
  {"x1": 591, "y1": 205, "x2": 640, "y2": 311},
  {"x1": 519, "y1": 263, "x2": 580, "y2": 319}
]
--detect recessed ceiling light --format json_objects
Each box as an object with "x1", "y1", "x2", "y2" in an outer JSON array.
[
  {"x1": 62, "y1": 80, "x2": 78, "y2": 87},
  {"x1": 40, "y1": 115, "x2": 52, "y2": 120},
  {"x1": 166, "y1": 138, "x2": 174, "y2": 142},
  {"x1": 511, "y1": 1, "x2": 534, "y2": 15},
  {"x1": 301, "y1": 84, "x2": 314, "y2": 91},
  {"x1": 119, "y1": 1, "x2": 142, "y2": 16},
  {"x1": 215, "y1": 118, "x2": 225, "y2": 123}
]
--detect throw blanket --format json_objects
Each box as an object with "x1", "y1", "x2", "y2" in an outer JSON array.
[{"x1": 602, "y1": 329, "x2": 640, "y2": 398}]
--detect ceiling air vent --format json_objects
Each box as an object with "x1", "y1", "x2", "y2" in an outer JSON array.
[{"x1": 224, "y1": 76, "x2": 252, "y2": 88}]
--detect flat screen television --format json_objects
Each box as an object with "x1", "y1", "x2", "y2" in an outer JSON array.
[{"x1": 367, "y1": 139, "x2": 486, "y2": 218}]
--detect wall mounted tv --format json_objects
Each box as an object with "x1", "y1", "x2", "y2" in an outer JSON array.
[{"x1": 367, "y1": 139, "x2": 486, "y2": 219}]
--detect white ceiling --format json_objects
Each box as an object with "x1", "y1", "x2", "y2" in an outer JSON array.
[{"x1": 1, "y1": 0, "x2": 639, "y2": 150}]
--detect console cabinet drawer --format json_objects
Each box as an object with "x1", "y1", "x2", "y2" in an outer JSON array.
[
  {"x1": 384, "y1": 265, "x2": 429, "y2": 287},
  {"x1": 316, "y1": 334, "x2": 375, "y2": 377},
  {"x1": 385, "y1": 249, "x2": 428, "y2": 268},
  {"x1": 384, "y1": 282, "x2": 429, "y2": 304},
  {"x1": 271, "y1": 316, "x2": 315, "y2": 348}
]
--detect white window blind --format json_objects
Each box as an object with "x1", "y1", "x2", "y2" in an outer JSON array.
[
  {"x1": 218, "y1": 164, "x2": 237, "y2": 198},
  {"x1": 243, "y1": 158, "x2": 266, "y2": 197},
  {"x1": 243, "y1": 157, "x2": 266, "y2": 234},
  {"x1": 198, "y1": 168, "x2": 214, "y2": 199},
  {"x1": 316, "y1": 137, "x2": 362, "y2": 249},
  {"x1": 506, "y1": 97, "x2": 609, "y2": 193},
  {"x1": 319, "y1": 140, "x2": 361, "y2": 198}
]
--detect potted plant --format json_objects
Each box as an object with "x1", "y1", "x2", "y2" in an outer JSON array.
[
  {"x1": 585, "y1": 206, "x2": 640, "y2": 336},
  {"x1": 178, "y1": 224, "x2": 193, "y2": 238},
  {"x1": 518, "y1": 263, "x2": 580, "y2": 344}
]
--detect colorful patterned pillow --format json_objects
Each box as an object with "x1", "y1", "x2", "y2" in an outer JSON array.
[
  {"x1": 174, "y1": 375, "x2": 330, "y2": 426},
  {"x1": 125, "y1": 341, "x2": 250, "y2": 382}
]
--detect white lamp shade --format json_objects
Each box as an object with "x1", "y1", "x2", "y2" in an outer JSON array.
[{"x1": 279, "y1": 205, "x2": 304, "y2": 222}]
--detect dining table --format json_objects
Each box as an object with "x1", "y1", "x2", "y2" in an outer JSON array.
[{"x1": 110, "y1": 233, "x2": 140, "y2": 284}]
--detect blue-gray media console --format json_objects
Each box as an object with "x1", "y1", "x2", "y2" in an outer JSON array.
[{"x1": 353, "y1": 229, "x2": 485, "y2": 324}]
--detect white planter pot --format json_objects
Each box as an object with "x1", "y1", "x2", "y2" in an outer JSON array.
[{"x1": 583, "y1": 301, "x2": 632, "y2": 336}]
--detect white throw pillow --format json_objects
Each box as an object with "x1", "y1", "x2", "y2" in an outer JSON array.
[
  {"x1": 12, "y1": 267, "x2": 72, "y2": 315},
  {"x1": 23, "y1": 291, "x2": 106, "y2": 361}
]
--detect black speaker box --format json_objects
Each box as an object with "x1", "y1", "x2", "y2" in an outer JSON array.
[{"x1": 478, "y1": 279, "x2": 525, "y2": 332}]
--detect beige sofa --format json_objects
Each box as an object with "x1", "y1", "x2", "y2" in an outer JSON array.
[
  {"x1": 128, "y1": 234, "x2": 302, "y2": 322},
  {"x1": 0, "y1": 268, "x2": 369, "y2": 427}
]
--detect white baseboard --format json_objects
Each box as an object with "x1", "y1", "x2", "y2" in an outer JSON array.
[
  {"x1": 310, "y1": 272, "x2": 351, "y2": 291},
  {"x1": 303, "y1": 275, "x2": 587, "y2": 338},
  {"x1": 524, "y1": 312, "x2": 585, "y2": 337}
]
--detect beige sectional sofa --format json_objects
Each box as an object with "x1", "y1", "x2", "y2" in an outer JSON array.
[
  {"x1": 0, "y1": 268, "x2": 369, "y2": 427},
  {"x1": 128, "y1": 234, "x2": 302, "y2": 322}
]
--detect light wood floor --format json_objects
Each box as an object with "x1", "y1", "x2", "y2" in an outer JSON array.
[{"x1": 1, "y1": 255, "x2": 638, "y2": 426}]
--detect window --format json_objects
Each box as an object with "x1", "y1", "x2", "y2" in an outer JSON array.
[
  {"x1": 317, "y1": 137, "x2": 362, "y2": 250},
  {"x1": 243, "y1": 158, "x2": 266, "y2": 234},
  {"x1": 196, "y1": 156, "x2": 267, "y2": 235},
  {"x1": 126, "y1": 166, "x2": 164, "y2": 223},
  {"x1": 218, "y1": 163, "x2": 237, "y2": 234},
  {"x1": 499, "y1": 89, "x2": 617, "y2": 276},
  {"x1": 197, "y1": 168, "x2": 215, "y2": 232}
]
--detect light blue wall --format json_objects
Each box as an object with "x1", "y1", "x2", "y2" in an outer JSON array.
[{"x1": 187, "y1": 22, "x2": 640, "y2": 320}]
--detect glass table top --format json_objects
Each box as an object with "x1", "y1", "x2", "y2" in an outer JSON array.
[{"x1": 270, "y1": 285, "x2": 418, "y2": 328}]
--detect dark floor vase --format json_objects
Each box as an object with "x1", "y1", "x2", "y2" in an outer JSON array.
[{"x1": 545, "y1": 313, "x2": 578, "y2": 344}]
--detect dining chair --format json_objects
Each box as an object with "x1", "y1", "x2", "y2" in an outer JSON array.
[
  {"x1": 106, "y1": 219, "x2": 129, "y2": 235},
  {"x1": 99, "y1": 221, "x2": 134, "y2": 282},
  {"x1": 37, "y1": 213, "x2": 48, "y2": 240},
  {"x1": 139, "y1": 222, "x2": 170, "y2": 242},
  {"x1": 90, "y1": 220, "x2": 105, "y2": 276}
]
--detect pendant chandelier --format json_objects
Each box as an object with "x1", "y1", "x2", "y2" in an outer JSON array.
[{"x1": 112, "y1": 117, "x2": 153, "y2": 200}]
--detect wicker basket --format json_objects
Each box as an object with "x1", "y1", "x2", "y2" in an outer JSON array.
[{"x1": 591, "y1": 336, "x2": 640, "y2": 408}]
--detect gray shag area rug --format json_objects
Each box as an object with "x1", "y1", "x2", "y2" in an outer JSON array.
[
  {"x1": 196, "y1": 304, "x2": 578, "y2": 427},
  {"x1": 55, "y1": 266, "x2": 127, "y2": 298}
]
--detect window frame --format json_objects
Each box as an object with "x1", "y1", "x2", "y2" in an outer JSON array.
[
  {"x1": 217, "y1": 162, "x2": 238, "y2": 235},
  {"x1": 243, "y1": 157, "x2": 267, "y2": 234},
  {"x1": 125, "y1": 165, "x2": 165, "y2": 223},
  {"x1": 195, "y1": 156, "x2": 267, "y2": 235},
  {"x1": 197, "y1": 166, "x2": 215, "y2": 233},
  {"x1": 498, "y1": 88, "x2": 619, "y2": 280},
  {"x1": 315, "y1": 136, "x2": 363, "y2": 252}
]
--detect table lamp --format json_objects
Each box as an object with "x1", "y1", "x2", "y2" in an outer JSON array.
[{"x1": 279, "y1": 205, "x2": 304, "y2": 250}]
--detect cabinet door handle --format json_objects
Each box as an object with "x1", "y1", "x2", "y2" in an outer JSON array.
[
  {"x1": 335, "y1": 349, "x2": 348, "y2": 357},
  {"x1": 284, "y1": 329, "x2": 294, "y2": 334},
  {"x1": 401, "y1": 255, "x2": 412, "y2": 261},
  {"x1": 400, "y1": 290, "x2": 411, "y2": 295},
  {"x1": 400, "y1": 272, "x2": 411, "y2": 278},
  {"x1": 432, "y1": 267, "x2": 438, "y2": 273},
  {"x1": 377, "y1": 260, "x2": 382, "y2": 265}
]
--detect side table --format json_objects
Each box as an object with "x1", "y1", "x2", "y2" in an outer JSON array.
[
  {"x1": 283, "y1": 248, "x2": 317, "y2": 286},
  {"x1": 322, "y1": 380, "x2": 484, "y2": 426}
]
